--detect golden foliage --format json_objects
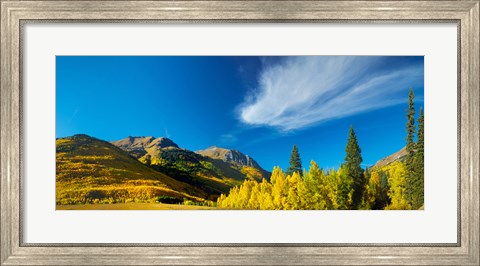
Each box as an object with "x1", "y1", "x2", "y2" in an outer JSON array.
[
  {"x1": 383, "y1": 161, "x2": 411, "y2": 210},
  {"x1": 218, "y1": 163, "x2": 341, "y2": 210},
  {"x1": 240, "y1": 166, "x2": 264, "y2": 181},
  {"x1": 56, "y1": 136, "x2": 207, "y2": 205},
  {"x1": 218, "y1": 160, "x2": 412, "y2": 210}
]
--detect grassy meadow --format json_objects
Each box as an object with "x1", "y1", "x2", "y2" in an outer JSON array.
[{"x1": 57, "y1": 202, "x2": 217, "y2": 210}]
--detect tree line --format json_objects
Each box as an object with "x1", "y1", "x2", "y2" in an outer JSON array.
[{"x1": 217, "y1": 88, "x2": 424, "y2": 210}]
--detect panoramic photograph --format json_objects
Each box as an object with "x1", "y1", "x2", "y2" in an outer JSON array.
[{"x1": 56, "y1": 56, "x2": 424, "y2": 210}]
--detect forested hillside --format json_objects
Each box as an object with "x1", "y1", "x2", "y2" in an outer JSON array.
[
  {"x1": 111, "y1": 136, "x2": 269, "y2": 199},
  {"x1": 56, "y1": 135, "x2": 270, "y2": 205},
  {"x1": 56, "y1": 134, "x2": 206, "y2": 205}
]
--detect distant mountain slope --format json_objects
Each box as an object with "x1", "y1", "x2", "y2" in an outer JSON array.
[
  {"x1": 111, "y1": 137, "x2": 237, "y2": 197},
  {"x1": 196, "y1": 146, "x2": 261, "y2": 168},
  {"x1": 111, "y1": 136, "x2": 270, "y2": 198},
  {"x1": 111, "y1": 136, "x2": 178, "y2": 158},
  {"x1": 196, "y1": 146, "x2": 271, "y2": 180},
  {"x1": 56, "y1": 134, "x2": 206, "y2": 205},
  {"x1": 374, "y1": 147, "x2": 407, "y2": 168}
]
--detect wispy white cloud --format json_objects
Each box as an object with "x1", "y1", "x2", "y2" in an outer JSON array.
[
  {"x1": 218, "y1": 133, "x2": 238, "y2": 146},
  {"x1": 238, "y1": 56, "x2": 423, "y2": 131},
  {"x1": 164, "y1": 127, "x2": 171, "y2": 138},
  {"x1": 67, "y1": 109, "x2": 79, "y2": 124}
]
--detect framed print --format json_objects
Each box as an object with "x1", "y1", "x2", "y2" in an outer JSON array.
[{"x1": 1, "y1": 1, "x2": 478, "y2": 265}]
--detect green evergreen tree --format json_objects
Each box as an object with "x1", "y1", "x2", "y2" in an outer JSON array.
[
  {"x1": 344, "y1": 126, "x2": 364, "y2": 209},
  {"x1": 286, "y1": 144, "x2": 303, "y2": 176},
  {"x1": 405, "y1": 87, "x2": 416, "y2": 209},
  {"x1": 337, "y1": 165, "x2": 354, "y2": 209},
  {"x1": 411, "y1": 107, "x2": 424, "y2": 209}
]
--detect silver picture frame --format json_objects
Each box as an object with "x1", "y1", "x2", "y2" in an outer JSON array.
[{"x1": 1, "y1": 1, "x2": 478, "y2": 265}]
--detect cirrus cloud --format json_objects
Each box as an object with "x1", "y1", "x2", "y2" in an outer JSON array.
[{"x1": 238, "y1": 56, "x2": 424, "y2": 132}]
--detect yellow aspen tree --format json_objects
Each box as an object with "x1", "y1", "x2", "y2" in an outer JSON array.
[
  {"x1": 363, "y1": 170, "x2": 380, "y2": 209},
  {"x1": 286, "y1": 172, "x2": 302, "y2": 209},
  {"x1": 304, "y1": 161, "x2": 321, "y2": 209},
  {"x1": 247, "y1": 181, "x2": 261, "y2": 209},
  {"x1": 217, "y1": 194, "x2": 227, "y2": 208},
  {"x1": 271, "y1": 167, "x2": 287, "y2": 209},
  {"x1": 384, "y1": 162, "x2": 411, "y2": 210},
  {"x1": 259, "y1": 179, "x2": 274, "y2": 210},
  {"x1": 238, "y1": 180, "x2": 255, "y2": 209}
]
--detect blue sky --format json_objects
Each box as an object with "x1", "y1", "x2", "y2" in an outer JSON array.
[{"x1": 56, "y1": 56, "x2": 424, "y2": 172}]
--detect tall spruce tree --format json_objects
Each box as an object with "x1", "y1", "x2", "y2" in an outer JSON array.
[
  {"x1": 344, "y1": 126, "x2": 364, "y2": 209},
  {"x1": 286, "y1": 145, "x2": 303, "y2": 176},
  {"x1": 405, "y1": 87, "x2": 416, "y2": 209},
  {"x1": 411, "y1": 107, "x2": 424, "y2": 209}
]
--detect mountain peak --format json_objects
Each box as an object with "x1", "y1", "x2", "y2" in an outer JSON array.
[
  {"x1": 149, "y1": 137, "x2": 178, "y2": 149},
  {"x1": 196, "y1": 146, "x2": 257, "y2": 168},
  {"x1": 128, "y1": 135, "x2": 155, "y2": 141},
  {"x1": 205, "y1": 146, "x2": 230, "y2": 152},
  {"x1": 111, "y1": 136, "x2": 178, "y2": 158}
]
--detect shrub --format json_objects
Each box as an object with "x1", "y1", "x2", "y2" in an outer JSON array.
[{"x1": 156, "y1": 196, "x2": 183, "y2": 204}]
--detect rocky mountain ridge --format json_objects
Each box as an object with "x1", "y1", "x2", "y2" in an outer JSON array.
[
  {"x1": 196, "y1": 146, "x2": 261, "y2": 169},
  {"x1": 374, "y1": 146, "x2": 407, "y2": 168}
]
